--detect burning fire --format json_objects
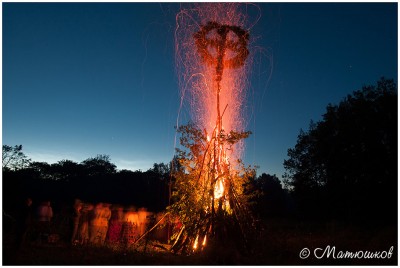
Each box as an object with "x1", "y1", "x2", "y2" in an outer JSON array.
[
  {"x1": 193, "y1": 234, "x2": 207, "y2": 251},
  {"x1": 174, "y1": 3, "x2": 257, "y2": 251},
  {"x1": 214, "y1": 178, "x2": 224, "y2": 199},
  {"x1": 193, "y1": 234, "x2": 199, "y2": 250}
]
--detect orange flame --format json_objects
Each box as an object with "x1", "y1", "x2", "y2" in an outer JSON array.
[
  {"x1": 214, "y1": 178, "x2": 224, "y2": 199},
  {"x1": 175, "y1": 3, "x2": 257, "y2": 242},
  {"x1": 193, "y1": 234, "x2": 199, "y2": 250}
]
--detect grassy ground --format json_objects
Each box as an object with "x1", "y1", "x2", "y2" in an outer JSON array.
[
  {"x1": 3, "y1": 219, "x2": 397, "y2": 265},
  {"x1": 251, "y1": 219, "x2": 397, "y2": 265}
]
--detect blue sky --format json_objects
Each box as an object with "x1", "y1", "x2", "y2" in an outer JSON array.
[{"x1": 2, "y1": 3, "x2": 397, "y2": 178}]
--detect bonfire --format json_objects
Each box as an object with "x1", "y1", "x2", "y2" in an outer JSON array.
[{"x1": 167, "y1": 3, "x2": 258, "y2": 255}]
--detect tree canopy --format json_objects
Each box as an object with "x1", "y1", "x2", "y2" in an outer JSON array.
[
  {"x1": 2, "y1": 145, "x2": 31, "y2": 171},
  {"x1": 283, "y1": 77, "x2": 397, "y2": 223},
  {"x1": 2, "y1": 151, "x2": 171, "y2": 214},
  {"x1": 3, "y1": 77, "x2": 396, "y2": 229}
]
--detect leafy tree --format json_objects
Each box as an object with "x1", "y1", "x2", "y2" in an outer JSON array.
[
  {"x1": 283, "y1": 78, "x2": 397, "y2": 222},
  {"x1": 2, "y1": 145, "x2": 31, "y2": 171},
  {"x1": 251, "y1": 173, "x2": 288, "y2": 218},
  {"x1": 28, "y1": 161, "x2": 54, "y2": 180},
  {"x1": 168, "y1": 123, "x2": 256, "y2": 253},
  {"x1": 150, "y1": 162, "x2": 170, "y2": 177},
  {"x1": 81, "y1": 154, "x2": 116, "y2": 176},
  {"x1": 51, "y1": 159, "x2": 83, "y2": 182}
]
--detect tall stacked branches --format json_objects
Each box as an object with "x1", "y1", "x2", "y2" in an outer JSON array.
[
  {"x1": 168, "y1": 123, "x2": 256, "y2": 254},
  {"x1": 171, "y1": 3, "x2": 259, "y2": 254}
]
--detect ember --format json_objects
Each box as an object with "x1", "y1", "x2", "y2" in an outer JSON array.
[{"x1": 169, "y1": 3, "x2": 258, "y2": 254}]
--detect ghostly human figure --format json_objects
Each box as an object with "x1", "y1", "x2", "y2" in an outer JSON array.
[
  {"x1": 71, "y1": 199, "x2": 82, "y2": 245},
  {"x1": 137, "y1": 207, "x2": 153, "y2": 237},
  {"x1": 15, "y1": 197, "x2": 33, "y2": 249},
  {"x1": 99, "y1": 203, "x2": 111, "y2": 244},
  {"x1": 78, "y1": 203, "x2": 93, "y2": 245},
  {"x1": 36, "y1": 201, "x2": 53, "y2": 243},
  {"x1": 122, "y1": 207, "x2": 139, "y2": 245},
  {"x1": 106, "y1": 205, "x2": 124, "y2": 244},
  {"x1": 89, "y1": 203, "x2": 103, "y2": 245}
]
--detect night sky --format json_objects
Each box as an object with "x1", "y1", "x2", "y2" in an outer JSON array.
[{"x1": 3, "y1": 3, "x2": 397, "y2": 179}]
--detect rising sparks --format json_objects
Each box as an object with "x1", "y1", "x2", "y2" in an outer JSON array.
[
  {"x1": 173, "y1": 3, "x2": 258, "y2": 252},
  {"x1": 175, "y1": 3, "x2": 255, "y2": 162}
]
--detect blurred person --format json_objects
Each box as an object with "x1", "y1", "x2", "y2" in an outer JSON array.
[
  {"x1": 106, "y1": 205, "x2": 124, "y2": 244},
  {"x1": 89, "y1": 202, "x2": 103, "y2": 245},
  {"x1": 78, "y1": 202, "x2": 93, "y2": 245},
  {"x1": 71, "y1": 199, "x2": 82, "y2": 245},
  {"x1": 36, "y1": 200, "x2": 53, "y2": 243},
  {"x1": 122, "y1": 206, "x2": 139, "y2": 245},
  {"x1": 99, "y1": 203, "x2": 111, "y2": 244},
  {"x1": 137, "y1": 207, "x2": 153, "y2": 237},
  {"x1": 15, "y1": 197, "x2": 33, "y2": 249}
]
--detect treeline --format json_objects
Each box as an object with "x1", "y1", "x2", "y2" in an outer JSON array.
[
  {"x1": 3, "y1": 77, "x2": 397, "y2": 228},
  {"x1": 3, "y1": 156, "x2": 171, "y2": 214},
  {"x1": 283, "y1": 77, "x2": 397, "y2": 225},
  {"x1": 3, "y1": 148, "x2": 288, "y2": 222}
]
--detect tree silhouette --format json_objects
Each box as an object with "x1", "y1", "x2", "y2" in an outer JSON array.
[
  {"x1": 2, "y1": 145, "x2": 31, "y2": 171},
  {"x1": 150, "y1": 162, "x2": 170, "y2": 176},
  {"x1": 283, "y1": 78, "x2": 397, "y2": 223},
  {"x1": 51, "y1": 160, "x2": 83, "y2": 182},
  {"x1": 2, "y1": 145, "x2": 172, "y2": 215},
  {"x1": 81, "y1": 154, "x2": 117, "y2": 176},
  {"x1": 251, "y1": 173, "x2": 288, "y2": 219}
]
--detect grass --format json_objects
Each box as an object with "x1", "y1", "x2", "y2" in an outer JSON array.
[{"x1": 3, "y1": 218, "x2": 397, "y2": 265}]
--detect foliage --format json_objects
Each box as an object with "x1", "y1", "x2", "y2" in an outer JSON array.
[
  {"x1": 283, "y1": 77, "x2": 397, "y2": 222},
  {"x1": 2, "y1": 146, "x2": 172, "y2": 214},
  {"x1": 150, "y1": 162, "x2": 171, "y2": 177},
  {"x1": 249, "y1": 173, "x2": 289, "y2": 219},
  {"x1": 81, "y1": 154, "x2": 117, "y2": 176},
  {"x1": 2, "y1": 145, "x2": 31, "y2": 171},
  {"x1": 52, "y1": 159, "x2": 83, "y2": 182},
  {"x1": 167, "y1": 123, "x2": 256, "y2": 253}
]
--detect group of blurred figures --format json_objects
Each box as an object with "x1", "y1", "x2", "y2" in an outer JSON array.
[
  {"x1": 71, "y1": 199, "x2": 154, "y2": 246},
  {"x1": 15, "y1": 198, "x2": 54, "y2": 248},
  {"x1": 14, "y1": 197, "x2": 170, "y2": 249}
]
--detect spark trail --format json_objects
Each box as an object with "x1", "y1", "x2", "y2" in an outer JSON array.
[
  {"x1": 172, "y1": 3, "x2": 259, "y2": 252},
  {"x1": 175, "y1": 3, "x2": 255, "y2": 167}
]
